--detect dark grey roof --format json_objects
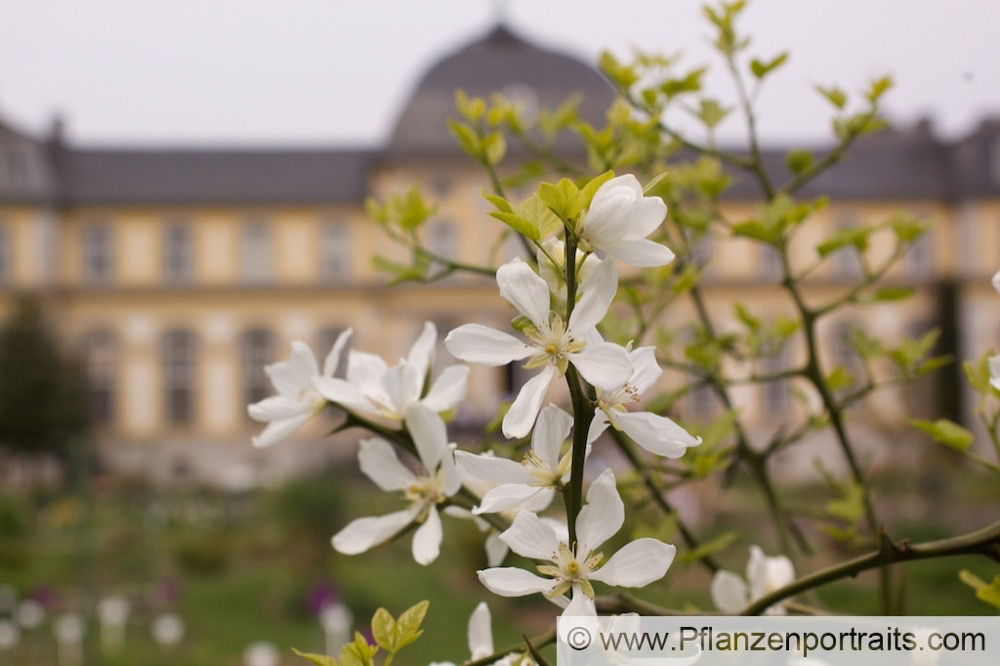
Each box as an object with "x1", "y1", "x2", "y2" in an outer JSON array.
[
  {"x1": 0, "y1": 119, "x2": 60, "y2": 204},
  {"x1": 54, "y1": 148, "x2": 374, "y2": 205},
  {"x1": 387, "y1": 24, "x2": 616, "y2": 156},
  {"x1": 723, "y1": 122, "x2": 960, "y2": 202}
]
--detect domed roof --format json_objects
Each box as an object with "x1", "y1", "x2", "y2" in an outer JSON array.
[{"x1": 388, "y1": 24, "x2": 616, "y2": 155}]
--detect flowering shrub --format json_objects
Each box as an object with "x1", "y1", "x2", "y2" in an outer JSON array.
[{"x1": 247, "y1": 2, "x2": 1000, "y2": 664}]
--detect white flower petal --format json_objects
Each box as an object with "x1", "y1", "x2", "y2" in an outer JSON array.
[
  {"x1": 475, "y1": 484, "x2": 546, "y2": 515},
  {"x1": 407, "y1": 322, "x2": 437, "y2": 381},
  {"x1": 602, "y1": 238, "x2": 675, "y2": 267},
  {"x1": 710, "y1": 570, "x2": 749, "y2": 614},
  {"x1": 497, "y1": 258, "x2": 551, "y2": 327},
  {"x1": 616, "y1": 411, "x2": 701, "y2": 459},
  {"x1": 467, "y1": 602, "x2": 494, "y2": 659},
  {"x1": 322, "y1": 328, "x2": 353, "y2": 378},
  {"x1": 588, "y1": 538, "x2": 676, "y2": 587},
  {"x1": 584, "y1": 176, "x2": 640, "y2": 245},
  {"x1": 502, "y1": 365, "x2": 556, "y2": 439},
  {"x1": 248, "y1": 395, "x2": 309, "y2": 422},
  {"x1": 989, "y1": 355, "x2": 1000, "y2": 390},
  {"x1": 312, "y1": 376, "x2": 375, "y2": 415},
  {"x1": 568, "y1": 343, "x2": 632, "y2": 391},
  {"x1": 381, "y1": 362, "x2": 421, "y2": 417},
  {"x1": 627, "y1": 346, "x2": 663, "y2": 395},
  {"x1": 346, "y1": 350, "x2": 388, "y2": 394},
  {"x1": 568, "y1": 259, "x2": 617, "y2": 334},
  {"x1": 412, "y1": 507, "x2": 443, "y2": 565},
  {"x1": 993, "y1": 269, "x2": 1000, "y2": 294},
  {"x1": 478, "y1": 567, "x2": 554, "y2": 598},
  {"x1": 575, "y1": 469, "x2": 623, "y2": 554},
  {"x1": 404, "y1": 403, "x2": 448, "y2": 470},
  {"x1": 358, "y1": 438, "x2": 415, "y2": 491},
  {"x1": 620, "y1": 194, "x2": 667, "y2": 240},
  {"x1": 439, "y1": 444, "x2": 461, "y2": 496},
  {"x1": 499, "y1": 510, "x2": 561, "y2": 560},
  {"x1": 586, "y1": 409, "x2": 611, "y2": 444},
  {"x1": 747, "y1": 546, "x2": 795, "y2": 601},
  {"x1": 251, "y1": 414, "x2": 310, "y2": 448},
  {"x1": 485, "y1": 533, "x2": 509, "y2": 567},
  {"x1": 561, "y1": 590, "x2": 597, "y2": 618},
  {"x1": 445, "y1": 325, "x2": 534, "y2": 366},
  {"x1": 532, "y1": 405, "x2": 574, "y2": 470},
  {"x1": 332, "y1": 506, "x2": 419, "y2": 555},
  {"x1": 422, "y1": 365, "x2": 470, "y2": 412},
  {"x1": 455, "y1": 451, "x2": 535, "y2": 485}
]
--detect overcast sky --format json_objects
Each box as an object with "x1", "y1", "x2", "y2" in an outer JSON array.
[{"x1": 1, "y1": 0, "x2": 998, "y2": 149}]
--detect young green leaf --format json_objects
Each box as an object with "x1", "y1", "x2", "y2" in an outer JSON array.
[
  {"x1": 815, "y1": 84, "x2": 847, "y2": 110},
  {"x1": 911, "y1": 418, "x2": 974, "y2": 452},
  {"x1": 750, "y1": 52, "x2": 788, "y2": 79},
  {"x1": 371, "y1": 608, "x2": 395, "y2": 652},
  {"x1": 293, "y1": 648, "x2": 339, "y2": 666}
]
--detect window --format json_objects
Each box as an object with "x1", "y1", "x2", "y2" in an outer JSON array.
[
  {"x1": 241, "y1": 218, "x2": 271, "y2": 283},
  {"x1": 760, "y1": 345, "x2": 792, "y2": 413},
  {"x1": 320, "y1": 221, "x2": 352, "y2": 281},
  {"x1": 163, "y1": 221, "x2": 193, "y2": 283},
  {"x1": 241, "y1": 329, "x2": 274, "y2": 408},
  {"x1": 0, "y1": 224, "x2": 10, "y2": 284},
  {"x1": 81, "y1": 330, "x2": 118, "y2": 426},
  {"x1": 759, "y1": 245, "x2": 783, "y2": 281},
  {"x1": 906, "y1": 220, "x2": 933, "y2": 277},
  {"x1": 832, "y1": 214, "x2": 862, "y2": 279},
  {"x1": 316, "y1": 326, "x2": 351, "y2": 378},
  {"x1": 83, "y1": 224, "x2": 113, "y2": 283},
  {"x1": 427, "y1": 220, "x2": 458, "y2": 264},
  {"x1": 163, "y1": 330, "x2": 197, "y2": 425}
]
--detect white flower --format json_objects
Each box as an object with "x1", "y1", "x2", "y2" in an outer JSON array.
[
  {"x1": 331, "y1": 403, "x2": 460, "y2": 565},
  {"x1": 445, "y1": 258, "x2": 632, "y2": 438},
  {"x1": 577, "y1": 174, "x2": 674, "y2": 267},
  {"x1": 314, "y1": 322, "x2": 468, "y2": 427},
  {"x1": 478, "y1": 469, "x2": 676, "y2": 617},
  {"x1": 536, "y1": 239, "x2": 602, "y2": 309},
  {"x1": 456, "y1": 405, "x2": 578, "y2": 515},
  {"x1": 587, "y1": 346, "x2": 702, "y2": 458},
  {"x1": 993, "y1": 269, "x2": 1000, "y2": 294},
  {"x1": 248, "y1": 329, "x2": 352, "y2": 448},
  {"x1": 430, "y1": 603, "x2": 535, "y2": 666},
  {"x1": 710, "y1": 545, "x2": 795, "y2": 615},
  {"x1": 990, "y1": 355, "x2": 1000, "y2": 392}
]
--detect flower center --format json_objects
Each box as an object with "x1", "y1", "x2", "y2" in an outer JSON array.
[{"x1": 521, "y1": 451, "x2": 559, "y2": 486}]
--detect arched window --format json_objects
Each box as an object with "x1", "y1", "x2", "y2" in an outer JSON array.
[
  {"x1": 241, "y1": 328, "x2": 275, "y2": 409},
  {"x1": 163, "y1": 330, "x2": 198, "y2": 425},
  {"x1": 80, "y1": 330, "x2": 118, "y2": 426}
]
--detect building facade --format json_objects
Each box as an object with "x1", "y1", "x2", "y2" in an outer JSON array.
[{"x1": 1, "y1": 25, "x2": 999, "y2": 484}]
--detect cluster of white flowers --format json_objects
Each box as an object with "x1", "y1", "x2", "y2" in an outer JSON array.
[{"x1": 246, "y1": 173, "x2": 709, "y2": 629}]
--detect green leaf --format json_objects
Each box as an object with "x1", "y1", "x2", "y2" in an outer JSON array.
[
  {"x1": 785, "y1": 150, "x2": 813, "y2": 175},
  {"x1": 293, "y1": 648, "x2": 339, "y2": 666},
  {"x1": 371, "y1": 608, "x2": 395, "y2": 652},
  {"x1": 661, "y1": 67, "x2": 706, "y2": 98},
  {"x1": 598, "y1": 51, "x2": 638, "y2": 89},
  {"x1": 519, "y1": 195, "x2": 562, "y2": 240},
  {"x1": 340, "y1": 633, "x2": 378, "y2": 666},
  {"x1": 393, "y1": 600, "x2": 430, "y2": 652},
  {"x1": 959, "y1": 570, "x2": 1000, "y2": 609},
  {"x1": 869, "y1": 286, "x2": 913, "y2": 302},
  {"x1": 447, "y1": 119, "x2": 479, "y2": 158},
  {"x1": 733, "y1": 303, "x2": 761, "y2": 331},
  {"x1": 731, "y1": 220, "x2": 780, "y2": 245},
  {"x1": 678, "y1": 531, "x2": 738, "y2": 565},
  {"x1": 692, "y1": 98, "x2": 732, "y2": 129},
  {"x1": 489, "y1": 212, "x2": 539, "y2": 242},
  {"x1": 911, "y1": 418, "x2": 974, "y2": 452},
  {"x1": 482, "y1": 131, "x2": 507, "y2": 166},
  {"x1": 824, "y1": 481, "x2": 866, "y2": 523},
  {"x1": 750, "y1": 52, "x2": 788, "y2": 79},
  {"x1": 825, "y1": 366, "x2": 854, "y2": 392},
  {"x1": 481, "y1": 188, "x2": 512, "y2": 214},
  {"x1": 866, "y1": 75, "x2": 894, "y2": 103},
  {"x1": 537, "y1": 178, "x2": 584, "y2": 220},
  {"x1": 816, "y1": 225, "x2": 872, "y2": 257},
  {"x1": 815, "y1": 85, "x2": 847, "y2": 109},
  {"x1": 582, "y1": 170, "x2": 615, "y2": 206}
]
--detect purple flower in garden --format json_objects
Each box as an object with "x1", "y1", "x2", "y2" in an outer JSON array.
[{"x1": 305, "y1": 580, "x2": 339, "y2": 617}]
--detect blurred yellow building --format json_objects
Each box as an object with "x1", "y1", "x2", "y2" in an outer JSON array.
[{"x1": 1, "y1": 25, "x2": 999, "y2": 484}]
